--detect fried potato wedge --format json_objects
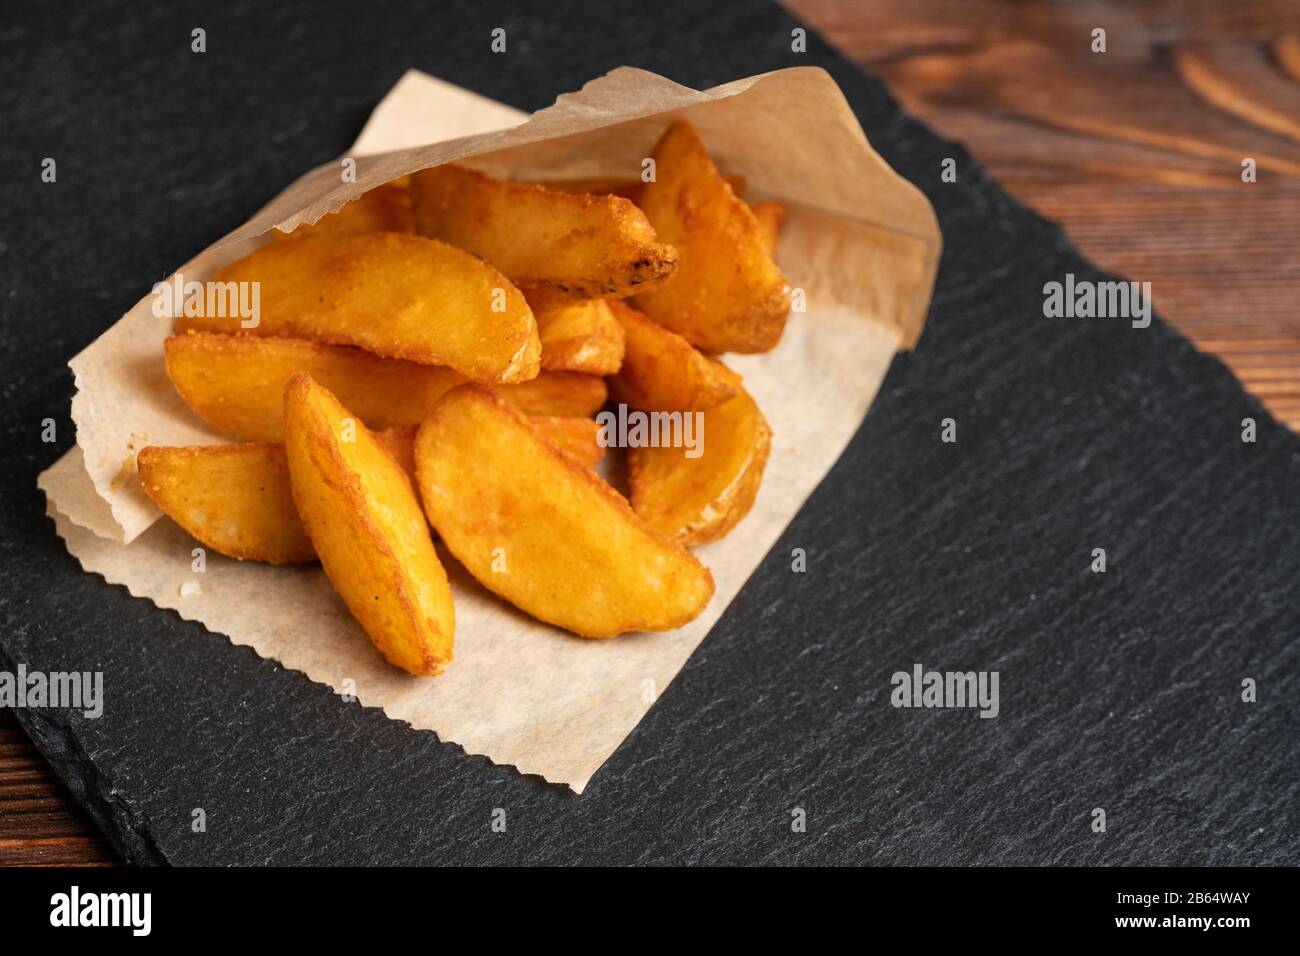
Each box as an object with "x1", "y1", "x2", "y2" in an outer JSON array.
[
  {"x1": 166, "y1": 333, "x2": 464, "y2": 441},
  {"x1": 628, "y1": 384, "x2": 771, "y2": 545},
  {"x1": 273, "y1": 182, "x2": 412, "y2": 241},
  {"x1": 532, "y1": 296, "x2": 625, "y2": 375},
  {"x1": 634, "y1": 121, "x2": 790, "y2": 353},
  {"x1": 534, "y1": 173, "x2": 747, "y2": 204},
  {"x1": 138, "y1": 443, "x2": 315, "y2": 565},
  {"x1": 607, "y1": 300, "x2": 741, "y2": 412},
  {"x1": 165, "y1": 333, "x2": 605, "y2": 440},
  {"x1": 409, "y1": 164, "x2": 679, "y2": 299},
  {"x1": 137, "y1": 412, "x2": 603, "y2": 566},
  {"x1": 750, "y1": 200, "x2": 785, "y2": 257},
  {"x1": 527, "y1": 416, "x2": 605, "y2": 467},
  {"x1": 500, "y1": 369, "x2": 608, "y2": 418},
  {"x1": 175, "y1": 232, "x2": 539, "y2": 383},
  {"x1": 415, "y1": 385, "x2": 714, "y2": 637},
  {"x1": 376, "y1": 417, "x2": 602, "y2": 472},
  {"x1": 284, "y1": 373, "x2": 454, "y2": 675}
]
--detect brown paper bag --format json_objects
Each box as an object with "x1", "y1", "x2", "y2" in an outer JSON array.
[{"x1": 39, "y1": 67, "x2": 940, "y2": 792}]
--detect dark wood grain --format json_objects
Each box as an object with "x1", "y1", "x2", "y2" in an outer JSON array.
[
  {"x1": 0, "y1": 709, "x2": 118, "y2": 865},
  {"x1": 5, "y1": 0, "x2": 1297, "y2": 867}
]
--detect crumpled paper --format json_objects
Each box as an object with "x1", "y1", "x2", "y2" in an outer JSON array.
[{"x1": 39, "y1": 67, "x2": 940, "y2": 791}]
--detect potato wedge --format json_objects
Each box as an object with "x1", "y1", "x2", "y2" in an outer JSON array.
[
  {"x1": 628, "y1": 385, "x2": 771, "y2": 545},
  {"x1": 273, "y1": 182, "x2": 412, "y2": 241},
  {"x1": 175, "y1": 232, "x2": 539, "y2": 383},
  {"x1": 166, "y1": 333, "x2": 464, "y2": 441},
  {"x1": 532, "y1": 296, "x2": 625, "y2": 375},
  {"x1": 635, "y1": 121, "x2": 790, "y2": 353},
  {"x1": 750, "y1": 200, "x2": 785, "y2": 257},
  {"x1": 165, "y1": 333, "x2": 605, "y2": 440},
  {"x1": 409, "y1": 164, "x2": 678, "y2": 299},
  {"x1": 137, "y1": 413, "x2": 603, "y2": 565},
  {"x1": 527, "y1": 416, "x2": 605, "y2": 467},
  {"x1": 607, "y1": 301, "x2": 741, "y2": 412},
  {"x1": 376, "y1": 417, "x2": 602, "y2": 472},
  {"x1": 284, "y1": 373, "x2": 454, "y2": 675},
  {"x1": 415, "y1": 385, "x2": 713, "y2": 637},
  {"x1": 500, "y1": 369, "x2": 608, "y2": 418},
  {"x1": 137, "y1": 443, "x2": 315, "y2": 565}
]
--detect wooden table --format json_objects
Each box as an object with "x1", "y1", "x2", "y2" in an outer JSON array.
[{"x1": 4, "y1": 0, "x2": 1297, "y2": 866}]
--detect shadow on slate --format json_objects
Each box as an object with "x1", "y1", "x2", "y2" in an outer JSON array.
[{"x1": 1, "y1": 0, "x2": 1297, "y2": 865}]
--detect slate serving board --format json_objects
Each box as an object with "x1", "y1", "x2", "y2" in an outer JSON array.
[{"x1": 3, "y1": 0, "x2": 1298, "y2": 866}]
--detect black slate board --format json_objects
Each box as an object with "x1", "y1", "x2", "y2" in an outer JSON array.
[{"x1": 3, "y1": 0, "x2": 1298, "y2": 866}]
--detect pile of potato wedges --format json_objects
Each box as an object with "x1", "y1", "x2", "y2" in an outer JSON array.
[{"x1": 139, "y1": 120, "x2": 790, "y2": 675}]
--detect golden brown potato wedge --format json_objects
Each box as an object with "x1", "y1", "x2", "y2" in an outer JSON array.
[
  {"x1": 533, "y1": 173, "x2": 747, "y2": 205},
  {"x1": 500, "y1": 369, "x2": 608, "y2": 418},
  {"x1": 165, "y1": 333, "x2": 605, "y2": 440},
  {"x1": 175, "y1": 232, "x2": 539, "y2": 384},
  {"x1": 532, "y1": 296, "x2": 625, "y2": 375},
  {"x1": 137, "y1": 443, "x2": 315, "y2": 565},
  {"x1": 750, "y1": 200, "x2": 785, "y2": 257},
  {"x1": 415, "y1": 385, "x2": 714, "y2": 637},
  {"x1": 273, "y1": 182, "x2": 412, "y2": 241},
  {"x1": 607, "y1": 300, "x2": 741, "y2": 412},
  {"x1": 376, "y1": 418, "x2": 602, "y2": 473},
  {"x1": 635, "y1": 121, "x2": 790, "y2": 353},
  {"x1": 628, "y1": 384, "x2": 772, "y2": 546},
  {"x1": 284, "y1": 373, "x2": 454, "y2": 675},
  {"x1": 527, "y1": 416, "x2": 605, "y2": 468},
  {"x1": 166, "y1": 333, "x2": 464, "y2": 442},
  {"x1": 409, "y1": 164, "x2": 679, "y2": 299},
  {"x1": 137, "y1": 413, "x2": 603, "y2": 566}
]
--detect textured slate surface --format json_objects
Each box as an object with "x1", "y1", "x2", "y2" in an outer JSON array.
[{"x1": 2, "y1": 0, "x2": 1298, "y2": 865}]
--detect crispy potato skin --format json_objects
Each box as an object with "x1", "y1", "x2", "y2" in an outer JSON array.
[
  {"x1": 283, "y1": 373, "x2": 454, "y2": 675},
  {"x1": 607, "y1": 300, "x2": 741, "y2": 412},
  {"x1": 165, "y1": 332, "x2": 604, "y2": 439},
  {"x1": 634, "y1": 121, "x2": 791, "y2": 353},
  {"x1": 273, "y1": 183, "x2": 413, "y2": 241},
  {"x1": 526, "y1": 416, "x2": 605, "y2": 467},
  {"x1": 499, "y1": 369, "x2": 608, "y2": 418},
  {"x1": 409, "y1": 164, "x2": 679, "y2": 299},
  {"x1": 175, "y1": 232, "x2": 539, "y2": 384},
  {"x1": 628, "y1": 384, "x2": 772, "y2": 545},
  {"x1": 531, "y1": 296, "x2": 626, "y2": 375},
  {"x1": 749, "y1": 200, "x2": 785, "y2": 257},
  {"x1": 415, "y1": 385, "x2": 714, "y2": 637},
  {"x1": 166, "y1": 333, "x2": 465, "y2": 441},
  {"x1": 136, "y1": 416, "x2": 600, "y2": 565},
  {"x1": 138, "y1": 443, "x2": 316, "y2": 564},
  {"x1": 375, "y1": 418, "x2": 603, "y2": 472}
]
